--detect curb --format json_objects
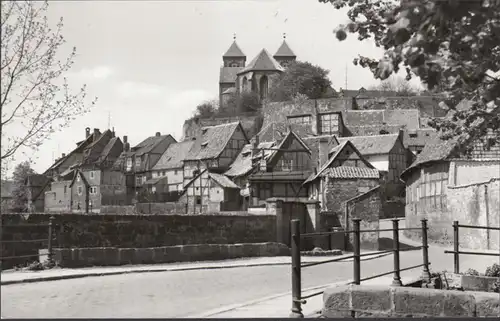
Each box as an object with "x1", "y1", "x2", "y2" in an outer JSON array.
[{"x1": 0, "y1": 252, "x2": 393, "y2": 286}]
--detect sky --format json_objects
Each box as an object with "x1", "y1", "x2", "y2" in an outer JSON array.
[{"x1": 2, "y1": 0, "x2": 422, "y2": 176}]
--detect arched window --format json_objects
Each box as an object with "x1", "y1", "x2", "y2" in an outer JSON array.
[
  {"x1": 251, "y1": 78, "x2": 257, "y2": 93},
  {"x1": 230, "y1": 62, "x2": 239, "y2": 67},
  {"x1": 242, "y1": 77, "x2": 248, "y2": 92},
  {"x1": 259, "y1": 75, "x2": 269, "y2": 100}
]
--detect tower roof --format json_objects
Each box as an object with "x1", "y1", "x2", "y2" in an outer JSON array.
[
  {"x1": 274, "y1": 40, "x2": 296, "y2": 57},
  {"x1": 238, "y1": 49, "x2": 284, "y2": 74},
  {"x1": 223, "y1": 41, "x2": 246, "y2": 58}
]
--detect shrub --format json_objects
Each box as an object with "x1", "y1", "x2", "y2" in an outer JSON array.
[
  {"x1": 463, "y1": 268, "x2": 480, "y2": 276},
  {"x1": 485, "y1": 263, "x2": 500, "y2": 277}
]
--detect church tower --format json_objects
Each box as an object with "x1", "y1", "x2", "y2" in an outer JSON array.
[
  {"x1": 273, "y1": 34, "x2": 296, "y2": 68},
  {"x1": 219, "y1": 34, "x2": 246, "y2": 109},
  {"x1": 222, "y1": 34, "x2": 246, "y2": 67}
]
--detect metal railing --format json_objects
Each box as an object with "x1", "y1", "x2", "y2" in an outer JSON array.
[
  {"x1": 0, "y1": 216, "x2": 56, "y2": 268},
  {"x1": 444, "y1": 220, "x2": 500, "y2": 274},
  {"x1": 290, "y1": 218, "x2": 431, "y2": 318}
]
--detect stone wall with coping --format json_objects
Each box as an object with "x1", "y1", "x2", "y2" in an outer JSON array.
[
  {"x1": 52, "y1": 242, "x2": 290, "y2": 268},
  {"x1": 323, "y1": 284, "x2": 499, "y2": 317}
]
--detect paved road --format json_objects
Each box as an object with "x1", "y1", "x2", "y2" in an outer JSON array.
[{"x1": 2, "y1": 220, "x2": 496, "y2": 318}]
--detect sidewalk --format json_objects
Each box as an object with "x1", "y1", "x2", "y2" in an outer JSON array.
[
  {"x1": 194, "y1": 274, "x2": 421, "y2": 318},
  {"x1": 1, "y1": 250, "x2": 392, "y2": 286}
]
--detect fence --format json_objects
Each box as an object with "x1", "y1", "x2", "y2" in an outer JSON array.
[
  {"x1": 444, "y1": 220, "x2": 500, "y2": 274},
  {"x1": 289, "y1": 218, "x2": 431, "y2": 318},
  {"x1": 1, "y1": 216, "x2": 56, "y2": 269}
]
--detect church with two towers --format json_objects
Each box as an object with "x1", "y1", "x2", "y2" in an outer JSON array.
[{"x1": 218, "y1": 35, "x2": 297, "y2": 108}]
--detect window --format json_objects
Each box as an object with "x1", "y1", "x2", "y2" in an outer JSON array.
[
  {"x1": 77, "y1": 186, "x2": 82, "y2": 195},
  {"x1": 174, "y1": 170, "x2": 178, "y2": 175},
  {"x1": 135, "y1": 157, "x2": 141, "y2": 167},
  {"x1": 90, "y1": 186, "x2": 97, "y2": 195},
  {"x1": 142, "y1": 176, "x2": 147, "y2": 184},
  {"x1": 230, "y1": 62, "x2": 239, "y2": 67},
  {"x1": 136, "y1": 175, "x2": 142, "y2": 186},
  {"x1": 152, "y1": 172, "x2": 157, "y2": 178},
  {"x1": 126, "y1": 157, "x2": 133, "y2": 170},
  {"x1": 76, "y1": 175, "x2": 81, "y2": 182},
  {"x1": 64, "y1": 186, "x2": 67, "y2": 194},
  {"x1": 288, "y1": 115, "x2": 311, "y2": 126},
  {"x1": 320, "y1": 113, "x2": 339, "y2": 134},
  {"x1": 195, "y1": 196, "x2": 202, "y2": 205},
  {"x1": 281, "y1": 159, "x2": 294, "y2": 171},
  {"x1": 89, "y1": 171, "x2": 95, "y2": 179}
]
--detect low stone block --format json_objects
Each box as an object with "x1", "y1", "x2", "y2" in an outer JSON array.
[
  {"x1": 461, "y1": 275, "x2": 500, "y2": 292},
  {"x1": 442, "y1": 291, "x2": 475, "y2": 316},
  {"x1": 53, "y1": 248, "x2": 71, "y2": 267},
  {"x1": 228, "y1": 244, "x2": 244, "y2": 259},
  {"x1": 393, "y1": 286, "x2": 446, "y2": 316},
  {"x1": 103, "y1": 248, "x2": 120, "y2": 266},
  {"x1": 241, "y1": 244, "x2": 259, "y2": 257},
  {"x1": 152, "y1": 247, "x2": 166, "y2": 263},
  {"x1": 474, "y1": 292, "x2": 500, "y2": 317},
  {"x1": 163, "y1": 245, "x2": 182, "y2": 263},
  {"x1": 217, "y1": 244, "x2": 229, "y2": 260},
  {"x1": 322, "y1": 285, "x2": 351, "y2": 318},
  {"x1": 118, "y1": 248, "x2": 135, "y2": 265},
  {"x1": 351, "y1": 285, "x2": 391, "y2": 313},
  {"x1": 134, "y1": 248, "x2": 154, "y2": 264},
  {"x1": 181, "y1": 245, "x2": 199, "y2": 261},
  {"x1": 196, "y1": 244, "x2": 215, "y2": 261}
]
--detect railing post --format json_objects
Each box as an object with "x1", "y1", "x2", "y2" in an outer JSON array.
[
  {"x1": 421, "y1": 219, "x2": 431, "y2": 282},
  {"x1": 453, "y1": 220, "x2": 459, "y2": 274},
  {"x1": 352, "y1": 218, "x2": 361, "y2": 285},
  {"x1": 47, "y1": 216, "x2": 55, "y2": 265},
  {"x1": 392, "y1": 219, "x2": 402, "y2": 286},
  {"x1": 290, "y1": 219, "x2": 303, "y2": 318}
]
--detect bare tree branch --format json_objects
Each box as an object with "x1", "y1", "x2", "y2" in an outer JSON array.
[{"x1": 0, "y1": 0, "x2": 96, "y2": 163}]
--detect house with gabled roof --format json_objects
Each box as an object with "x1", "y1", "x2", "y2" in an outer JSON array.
[
  {"x1": 182, "y1": 122, "x2": 248, "y2": 212},
  {"x1": 44, "y1": 128, "x2": 126, "y2": 213},
  {"x1": 400, "y1": 131, "x2": 500, "y2": 250},
  {"x1": 304, "y1": 140, "x2": 381, "y2": 213},
  {"x1": 113, "y1": 132, "x2": 176, "y2": 198},
  {"x1": 149, "y1": 140, "x2": 195, "y2": 193},
  {"x1": 182, "y1": 168, "x2": 241, "y2": 213},
  {"x1": 248, "y1": 130, "x2": 313, "y2": 205}
]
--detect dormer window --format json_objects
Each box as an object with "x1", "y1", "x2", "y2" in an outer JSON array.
[
  {"x1": 201, "y1": 141, "x2": 208, "y2": 148},
  {"x1": 201, "y1": 128, "x2": 208, "y2": 135},
  {"x1": 135, "y1": 157, "x2": 141, "y2": 167}
]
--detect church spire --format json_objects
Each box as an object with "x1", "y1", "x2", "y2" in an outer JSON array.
[
  {"x1": 223, "y1": 34, "x2": 245, "y2": 58},
  {"x1": 274, "y1": 34, "x2": 296, "y2": 58}
]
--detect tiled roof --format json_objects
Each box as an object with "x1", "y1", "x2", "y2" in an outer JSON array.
[
  {"x1": 238, "y1": 49, "x2": 284, "y2": 74},
  {"x1": 257, "y1": 121, "x2": 314, "y2": 143},
  {"x1": 400, "y1": 136, "x2": 459, "y2": 180},
  {"x1": 274, "y1": 40, "x2": 296, "y2": 57},
  {"x1": 305, "y1": 140, "x2": 374, "y2": 184},
  {"x1": 268, "y1": 130, "x2": 312, "y2": 163},
  {"x1": 98, "y1": 137, "x2": 122, "y2": 167},
  {"x1": 153, "y1": 140, "x2": 195, "y2": 170},
  {"x1": 224, "y1": 141, "x2": 275, "y2": 177},
  {"x1": 45, "y1": 130, "x2": 98, "y2": 173},
  {"x1": 25, "y1": 174, "x2": 51, "y2": 187},
  {"x1": 403, "y1": 128, "x2": 438, "y2": 148},
  {"x1": 223, "y1": 41, "x2": 246, "y2": 57},
  {"x1": 82, "y1": 130, "x2": 113, "y2": 165},
  {"x1": 132, "y1": 134, "x2": 174, "y2": 157},
  {"x1": 144, "y1": 176, "x2": 168, "y2": 185},
  {"x1": 321, "y1": 166, "x2": 380, "y2": 179},
  {"x1": 302, "y1": 135, "x2": 340, "y2": 164},
  {"x1": 219, "y1": 67, "x2": 243, "y2": 84},
  {"x1": 337, "y1": 134, "x2": 400, "y2": 155},
  {"x1": 1, "y1": 180, "x2": 14, "y2": 198},
  {"x1": 209, "y1": 172, "x2": 239, "y2": 189},
  {"x1": 185, "y1": 122, "x2": 244, "y2": 161}
]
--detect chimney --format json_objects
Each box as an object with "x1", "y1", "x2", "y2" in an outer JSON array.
[
  {"x1": 398, "y1": 128, "x2": 405, "y2": 144},
  {"x1": 123, "y1": 135, "x2": 130, "y2": 152},
  {"x1": 318, "y1": 137, "x2": 329, "y2": 170},
  {"x1": 112, "y1": 127, "x2": 115, "y2": 138},
  {"x1": 252, "y1": 135, "x2": 260, "y2": 158},
  {"x1": 93, "y1": 128, "x2": 99, "y2": 142},
  {"x1": 155, "y1": 132, "x2": 161, "y2": 137},
  {"x1": 62, "y1": 153, "x2": 66, "y2": 158},
  {"x1": 85, "y1": 127, "x2": 91, "y2": 138}
]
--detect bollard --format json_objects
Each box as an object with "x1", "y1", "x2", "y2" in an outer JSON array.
[
  {"x1": 352, "y1": 219, "x2": 361, "y2": 285},
  {"x1": 290, "y1": 219, "x2": 303, "y2": 318},
  {"x1": 392, "y1": 219, "x2": 402, "y2": 286},
  {"x1": 421, "y1": 219, "x2": 431, "y2": 282},
  {"x1": 453, "y1": 220, "x2": 459, "y2": 274},
  {"x1": 47, "y1": 216, "x2": 55, "y2": 265}
]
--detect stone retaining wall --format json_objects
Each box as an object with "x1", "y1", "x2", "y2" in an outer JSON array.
[
  {"x1": 323, "y1": 284, "x2": 499, "y2": 317},
  {"x1": 51, "y1": 242, "x2": 290, "y2": 268}
]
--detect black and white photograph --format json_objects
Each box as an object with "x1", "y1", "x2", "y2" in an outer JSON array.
[{"x1": 1, "y1": 0, "x2": 499, "y2": 318}]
